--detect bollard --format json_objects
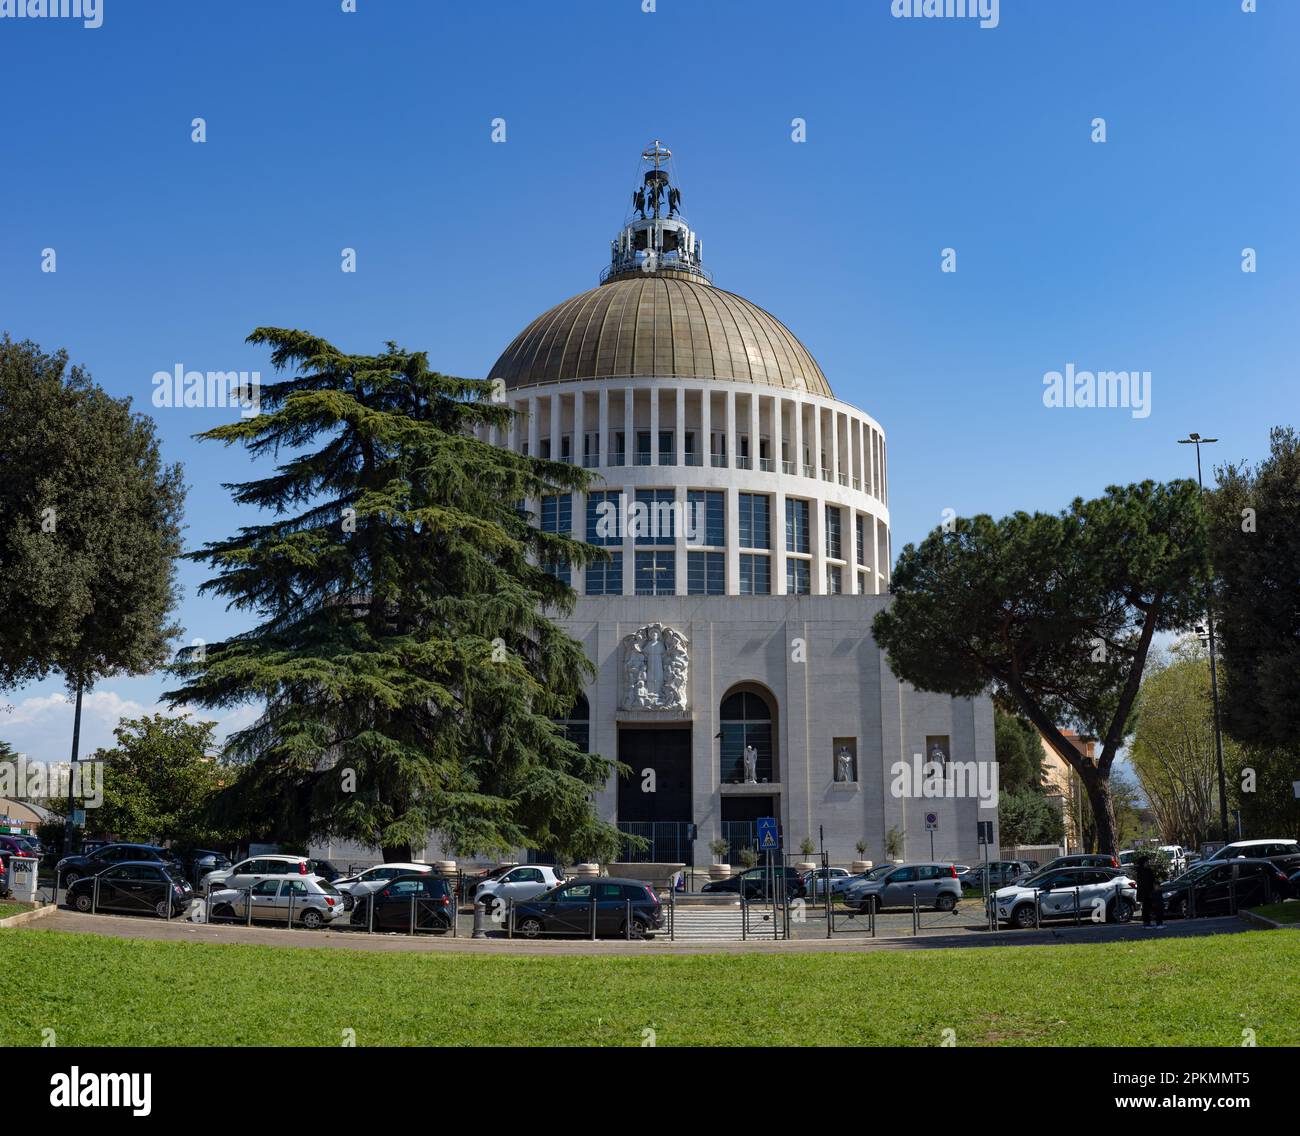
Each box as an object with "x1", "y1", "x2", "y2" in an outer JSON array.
[
  {"x1": 246, "y1": 888, "x2": 253, "y2": 928},
  {"x1": 451, "y1": 894, "x2": 458, "y2": 938},
  {"x1": 1074, "y1": 887, "x2": 1080, "y2": 926},
  {"x1": 741, "y1": 890, "x2": 748, "y2": 941},
  {"x1": 669, "y1": 886, "x2": 675, "y2": 942},
  {"x1": 1033, "y1": 888, "x2": 1041, "y2": 929},
  {"x1": 625, "y1": 898, "x2": 632, "y2": 941},
  {"x1": 287, "y1": 891, "x2": 296, "y2": 929},
  {"x1": 508, "y1": 899, "x2": 515, "y2": 939},
  {"x1": 409, "y1": 891, "x2": 416, "y2": 936},
  {"x1": 912, "y1": 891, "x2": 919, "y2": 936},
  {"x1": 590, "y1": 896, "x2": 597, "y2": 942},
  {"x1": 870, "y1": 899, "x2": 876, "y2": 938},
  {"x1": 92, "y1": 874, "x2": 99, "y2": 915},
  {"x1": 368, "y1": 891, "x2": 375, "y2": 934},
  {"x1": 472, "y1": 899, "x2": 486, "y2": 939}
]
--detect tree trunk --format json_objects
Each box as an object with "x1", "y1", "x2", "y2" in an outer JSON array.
[{"x1": 1080, "y1": 772, "x2": 1118, "y2": 855}]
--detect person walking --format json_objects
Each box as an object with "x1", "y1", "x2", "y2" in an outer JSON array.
[{"x1": 1135, "y1": 859, "x2": 1164, "y2": 928}]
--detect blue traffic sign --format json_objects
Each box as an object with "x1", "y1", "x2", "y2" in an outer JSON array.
[{"x1": 756, "y1": 816, "x2": 780, "y2": 850}]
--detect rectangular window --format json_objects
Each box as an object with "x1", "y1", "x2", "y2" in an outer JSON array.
[
  {"x1": 739, "y1": 553, "x2": 771, "y2": 595},
  {"x1": 684, "y1": 430, "x2": 700, "y2": 466},
  {"x1": 738, "y1": 493, "x2": 770, "y2": 550},
  {"x1": 633, "y1": 489, "x2": 676, "y2": 544},
  {"x1": 586, "y1": 491, "x2": 622, "y2": 547},
  {"x1": 856, "y1": 514, "x2": 867, "y2": 566},
  {"x1": 539, "y1": 494, "x2": 572, "y2": 535},
  {"x1": 687, "y1": 490, "x2": 725, "y2": 547},
  {"x1": 786, "y1": 558, "x2": 810, "y2": 595},
  {"x1": 658, "y1": 430, "x2": 675, "y2": 465},
  {"x1": 585, "y1": 552, "x2": 623, "y2": 595},
  {"x1": 583, "y1": 430, "x2": 600, "y2": 468},
  {"x1": 612, "y1": 430, "x2": 626, "y2": 466},
  {"x1": 687, "y1": 551, "x2": 724, "y2": 595},
  {"x1": 825, "y1": 505, "x2": 842, "y2": 560},
  {"x1": 635, "y1": 431, "x2": 653, "y2": 465},
  {"x1": 785, "y1": 498, "x2": 809, "y2": 553},
  {"x1": 826, "y1": 565, "x2": 842, "y2": 594},
  {"x1": 635, "y1": 550, "x2": 675, "y2": 595}
]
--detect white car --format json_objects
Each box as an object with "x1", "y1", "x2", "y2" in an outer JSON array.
[
  {"x1": 990, "y1": 867, "x2": 1137, "y2": 929},
  {"x1": 475, "y1": 865, "x2": 566, "y2": 914},
  {"x1": 1158, "y1": 845, "x2": 1187, "y2": 876},
  {"x1": 200, "y1": 854, "x2": 310, "y2": 896},
  {"x1": 334, "y1": 863, "x2": 438, "y2": 906},
  {"x1": 209, "y1": 875, "x2": 345, "y2": 929}
]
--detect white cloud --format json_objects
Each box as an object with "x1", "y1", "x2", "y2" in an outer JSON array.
[{"x1": 1, "y1": 688, "x2": 263, "y2": 762}]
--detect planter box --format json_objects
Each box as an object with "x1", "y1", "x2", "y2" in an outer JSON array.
[
  {"x1": 708, "y1": 863, "x2": 732, "y2": 881},
  {"x1": 852, "y1": 860, "x2": 873, "y2": 873},
  {"x1": 572, "y1": 863, "x2": 601, "y2": 878}
]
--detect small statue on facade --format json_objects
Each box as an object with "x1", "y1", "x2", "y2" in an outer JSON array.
[{"x1": 744, "y1": 744, "x2": 758, "y2": 784}]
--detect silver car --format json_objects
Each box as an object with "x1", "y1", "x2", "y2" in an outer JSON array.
[
  {"x1": 843, "y1": 862, "x2": 963, "y2": 913},
  {"x1": 475, "y1": 865, "x2": 566, "y2": 915},
  {"x1": 209, "y1": 875, "x2": 345, "y2": 929}
]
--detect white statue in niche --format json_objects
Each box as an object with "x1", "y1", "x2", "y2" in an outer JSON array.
[
  {"x1": 744, "y1": 744, "x2": 759, "y2": 783},
  {"x1": 619, "y1": 623, "x2": 689, "y2": 710},
  {"x1": 835, "y1": 745, "x2": 855, "y2": 783}
]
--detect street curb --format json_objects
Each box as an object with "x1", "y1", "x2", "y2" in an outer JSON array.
[{"x1": 0, "y1": 903, "x2": 58, "y2": 929}]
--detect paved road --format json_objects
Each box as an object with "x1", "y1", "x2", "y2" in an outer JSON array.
[{"x1": 17, "y1": 906, "x2": 1253, "y2": 955}]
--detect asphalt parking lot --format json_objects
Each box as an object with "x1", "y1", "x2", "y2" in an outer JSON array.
[{"x1": 21, "y1": 901, "x2": 1252, "y2": 955}]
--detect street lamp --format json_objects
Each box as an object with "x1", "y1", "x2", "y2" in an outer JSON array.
[{"x1": 1177, "y1": 432, "x2": 1230, "y2": 845}]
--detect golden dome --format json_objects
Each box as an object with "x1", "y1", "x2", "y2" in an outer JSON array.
[{"x1": 488, "y1": 274, "x2": 832, "y2": 398}]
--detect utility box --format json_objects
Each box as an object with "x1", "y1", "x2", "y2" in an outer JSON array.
[{"x1": 9, "y1": 854, "x2": 39, "y2": 903}]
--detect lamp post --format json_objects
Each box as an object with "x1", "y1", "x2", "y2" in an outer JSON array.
[{"x1": 1177, "y1": 433, "x2": 1230, "y2": 845}]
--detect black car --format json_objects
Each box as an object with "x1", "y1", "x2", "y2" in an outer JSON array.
[
  {"x1": 1158, "y1": 857, "x2": 1291, "y2": 918},
  {"x1": 1037, "y1": 853, "x2": 1120, "y2": 872},
  {"x1": 179, "y1": 848, "x2": 232, "y2": 886},
  {"x1": 511, "y1": 878, "x2": 663, "y2": 939},
  {"x1": 56, "y1": 843, "x2": 183, "y2": 887},
  {"x1": 1204, "y1": 840, "x2": 1300, "y2": 875},
  {"x1": 65, "y1": 861, "x2": 193, "y2": 918},
  {"x1": 701, "y1": 865, "x2": 807, "y2": 901},
  {"x1": 307, "y1": 858, "x2": 343, "y2": 883},
  {"x1": 350, "y1": 873, "x2": 455, "y2": 932}
]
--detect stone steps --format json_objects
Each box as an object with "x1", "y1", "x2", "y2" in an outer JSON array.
[{"x1": 662, "y1": 906, "x2": 787, "y2": 940}]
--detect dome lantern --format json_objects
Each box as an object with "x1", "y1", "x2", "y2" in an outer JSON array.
[{"x1": 602, "y1": 140, "x2": 708, "y2": 286}]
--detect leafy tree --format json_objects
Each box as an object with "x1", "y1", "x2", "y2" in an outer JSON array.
[
  {"x1": 1210, "y1": 426, "x2": 1300, "y2": 749},
  {"x1": 85, "y1": 714, "x2": 233, "y2": 845},
  {"x1": 165, "y1": 329, "x2": 622, "y2": 863},
  {"x1": 997, "y1": 787, "x2": 1065, "y2": 847},
  {"x1": 1232, "y1": 745, "x2": 1300, "y2": 840},
  {"x1": 995, "y1": 707, "x2": 1046, "y2": 795},
  {"x1": 874, "y1": 481, "x2": 1208, "y2": 854},
  {"x1": 1129, "y1": 638, "x2": 1242, "y2": 850},
  {"x1": 0, "y1": 336, "x2": 185, "y2": 770}
]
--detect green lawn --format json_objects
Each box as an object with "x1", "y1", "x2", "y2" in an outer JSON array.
[
  {"x1": 2, "y1": 927, "x2": 1296, "y2": 1047},
  {"x1": 0, "y1": 902, "x2": 34, "y2": 921},
  {"x1": 1249, "y1": 902, "x2": 1300, "y2": 925}
]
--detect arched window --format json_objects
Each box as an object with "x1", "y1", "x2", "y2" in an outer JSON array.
[
  {"x1": 554, "y1": 693, "x2": 590, "y2": 753},
  {"x1": 719, "y1": 686, "x2": 776, "y2": 783}
]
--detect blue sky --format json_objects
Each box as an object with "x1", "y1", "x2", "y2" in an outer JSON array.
[{"x1": 1, "y1": 0, "x2": 1295, "y2": 760}]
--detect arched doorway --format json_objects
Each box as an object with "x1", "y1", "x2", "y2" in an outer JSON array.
[{"x1": 719, "y1": 684, "x2": 777, "y2": 784}]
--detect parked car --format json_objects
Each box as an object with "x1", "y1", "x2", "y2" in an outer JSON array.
[
  {"x1": 180, "y1": 848, "x2": 232, "y2": 886},
  {"x1": 350, "y1": 873, "x2": 455, "y2": 933},
  {"x1": 334, "y1": 862, "x2": 441, "y2": 910},
  {"x1": 200, "y1": 853, "x2": 310, "y2": 895},
  {"x1": 65, "y1": 861, "x2": 193, "y2": 918},
  {"x1": 989, "y1": 867, "x2": 1136, "y2": 929},
  {"x1": 15, "y1": 835, "x2": 43, "y2": 857},
  {"x1": 56, "y1": 843, "x2": 183, "y2": 888},
  {"x1": 701, "y1": 865, "x2": 807, "y2": 901},
  {"x1": 1036, "y1": 853, "x2": 1120, "y2": 873},
  {"x1": 0, "y1": 855, "x2": 9, "y2": 898},
  {"x1": 1203, "y1": 839, "x2": 1300, "y2": 875},
  {"x1": 510, "y1": 878, "x2": 662, "y2": 939},
  {"x1": 307, "y1": 858, "x2": 343, "y2": 883},
  {"x1": 1159, "y1": 858, "x2": 1291, "y2": 918},
  {"x1": 799, "y1": 866, "x2": 854, "y2": 898},
  {"x1": 209, "y1": 875, "x2": 345, "y2": 929},
  {"x1": 0, "y1": 834, "x2": 39, "y2": 859},
  {"x1": 958, "y1": 860, "x2": 1033, "y2": 891},
  {"x1": 475, "y1": 864, "x2": 567, "y2": 914},
  {"x1": 844, "y1": 862, "x2": 962, "y2": 913}
]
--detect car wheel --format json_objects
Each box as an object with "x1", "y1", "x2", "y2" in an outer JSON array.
[
  {"x1": 154, "y1": 899, "x2": 172, "y2": 918},
  {"x1": 212, "y1": 903, "x2": 236, "y2": 920},
  {"x1": 625, "y1": 917, "x2": 650, "y2": 940},
  {"x1": 935, "y1": 894, "x2": 957, "y2": 913},
  {"x1": 73, "y1": 893, "x2": 93, "y2": 913},
  {"x1": 1111, "y1": 898, "x2": 1134, "y2": 924},
  {"x1": 1012, "y1": 904, "x2": 1037, "y2": 929},
  {"x1": 300, "y1": 909, "x2": 324, "y2": 930},
  {"x1": 1174, "y1": 898, "x2": 1189, "y2": 919},
  {"x1": 518, "y1": 916, "x2": 544, "y2": 939},
  {"x1": 64, "y1": 872, "x2": 82, "y2": 889}
]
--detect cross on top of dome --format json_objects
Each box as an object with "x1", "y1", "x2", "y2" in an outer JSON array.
[{"x1": 603, "y1": 141, "x2": 708, "y2": 285}]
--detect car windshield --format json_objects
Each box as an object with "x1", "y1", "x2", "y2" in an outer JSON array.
[
  {"x1": 316, "y1": 880, "x2": 341, "y2": 895},
  {"x1": 1179, "y1": 863, "x2": 1216, "y2": 882}
]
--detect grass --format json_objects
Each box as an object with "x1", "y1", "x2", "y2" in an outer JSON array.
[
  {"x1": 1248, "y1": 902, "x2": 1300, "y2": 925},
  {"x1": 2, "y1": 927, "x2": 1298, "y2": 1046},
  {"x1": 0, "y1": 902, "x2": 35, "y2": 921}
]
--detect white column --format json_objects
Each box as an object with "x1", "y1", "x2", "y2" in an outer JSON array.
[
  {"x1": 793, "y1": 399, "x2": 804, "y2": 476},
  {"x1": 549, "y1": 392, "x2": 561, "y2": 464},
  {"x1": 573, "y1": 389, "x2": 585, "y2": 467},
  {"x1": 773, "y1": 396, "x2": 784, "y2": 472},
  {"x1": 810, "y1": 493, "x2": 825, "y2": 594},
  {"x1": 773, "y1": 487, "x2": 787, "y2": 595},
  {"x1": 830, "y1": 410, "x2": 840, "y2": 483},
  {"x1": 701, "y1": 388, "x2": 712, "y2": 465},
  {"x1": 748, "y1": 390, "x2": 759, "y2": 470},
  {"x1": 623, "y1": 480, "x2": 636, "y2": 595},
  {"x1": 725, "y1": 389, "x2": 737, "y2": 469},
  {"x1": 812, "y1": 404, "x2": 823, "y2": 481},
  {"x1": 598, "y1": 387, "x2": 609, "y2": 467},
  {"x1": 675, "y1": 483, "x2": 688, "y2": 595},
  {"x1": 624, "y1": 386, "x2": 635, "y2": 465},
  {"x1": 675, "y1": 386, "x2": 685, "y2": 465},
  {"x1": 726, "y1": 486, "x2": 741, "y2": 594},
  {"x1": 649, "y1": 386, "x2": 660, "y2": 465}
]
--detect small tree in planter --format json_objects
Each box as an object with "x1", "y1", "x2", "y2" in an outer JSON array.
[
  {"x1": 885, "y1": 826, "x2": 904, "y2": 861},
  {"x1": 796, "y1": 836, "x2": 817, "y2": 875},
  {"x1": 738, "y1": 846, "x2": 759, "y2": 870},
  {"x1": 853, "y1": 839, "x2": 871, "y2": 873},
  {"x1": 708, "y1": 837, "x2": 732, "y2": 881}
]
